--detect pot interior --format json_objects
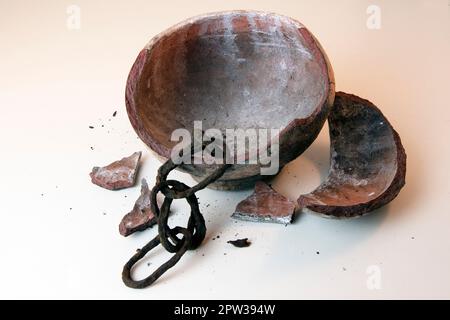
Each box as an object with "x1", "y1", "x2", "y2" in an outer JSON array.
[{"x1": 135, "y1": 12, "x2": 329, "y2": 153}]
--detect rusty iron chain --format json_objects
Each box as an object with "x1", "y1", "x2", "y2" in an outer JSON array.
[{"x1": 122, "y1": 156, "x2": 230, "y2": 289}]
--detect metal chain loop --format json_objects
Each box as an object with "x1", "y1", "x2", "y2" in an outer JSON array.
[
  {"x1": 122, "y1": 157, "x2": 230, "y2": 289},
  {"x1": 122, "y1": 226, "x2": 191, "y2": 289},
  {"x1": 155, "y1": 159, "x2": 231, "y2": 200},
  {"x1": 157, "y1": 180, "x2": 206, "y2": 253}
]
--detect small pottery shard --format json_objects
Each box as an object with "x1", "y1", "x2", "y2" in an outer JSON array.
[
  {"x1": 90, "y1": 152, "x2": 141, "y2": 190},
  {"x1": 119, "y1": 179, "x2": 157, "y2": 237},
  {"x1": 232, "y1": 181, "x2": 296, "y2": 224},
  {"x1": 227, "y1": 238, "x2": 251, "y2": 248},
  {"x1": 297, "y1": 92, "x2": 406, "y2": 218}
]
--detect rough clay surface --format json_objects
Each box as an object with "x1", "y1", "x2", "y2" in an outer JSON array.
[
  {"x1": 90, "y1": 152, "x2": 142, "y2": 190},
  {"x1": 298, "y1": 92, "x2": 406, "y2": 218},
  {"x1": 119, "y1": 179, "x2": 157, "y2": 237},
  {"x1": 232, "y1": 181, "x2": 296, "y2": 224}
]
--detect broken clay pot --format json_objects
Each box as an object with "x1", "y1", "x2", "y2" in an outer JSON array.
[
  {"x1": 119, "y1": 179, "x2": 157, "y2": 237},
  {"x1": 126, "y1": 11, "x2": 335, "y2": 190},
  {"x1": 297, "y1": 92, "x2": 406, "y2": 218},
  {"x1": 90, "y1": 152, "x2": 141, "y2": 190},
  {"x1": 232, "y1": 181, "x2": 296, "y2": 224}
]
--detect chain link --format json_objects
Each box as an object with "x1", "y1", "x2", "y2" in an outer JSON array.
[{"x1": 122, "y1": 158, "x2": 230, "y2": 289}]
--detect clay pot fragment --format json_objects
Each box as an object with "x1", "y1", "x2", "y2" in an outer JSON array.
[
  {"x1": 232, "y1": 181, "x2": 296, "y2": 224},
  {"x1": 125, "y1": 11, "x2": 335, "y2": 189},
  {"x1": 90, "y1": 152, "x2": 141, "y2": 190},
  {"x1": 297, "y1": 92, "x2": 406, "y2": 218},
  {"x1": 119, "y1": 179, "x2": 157, "y2": 236}
]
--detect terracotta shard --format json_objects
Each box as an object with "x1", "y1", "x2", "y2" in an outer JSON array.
[
  {"x1": 232, "y1": 181, "x2": 296, "y2": 224},
  {"x1": 90, "y1": 152, "x2": 142, "y2": 190},
  {"x1": 297, "y1": 92, "x2": 406, "y2": 218},
  {"x1": 119, "y1": 179, "x2": 157, "y2": 237}
]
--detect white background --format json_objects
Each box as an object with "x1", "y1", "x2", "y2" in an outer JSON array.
[{"x1": 0, "y1": 0, "x2": 449, "y2": 299}]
